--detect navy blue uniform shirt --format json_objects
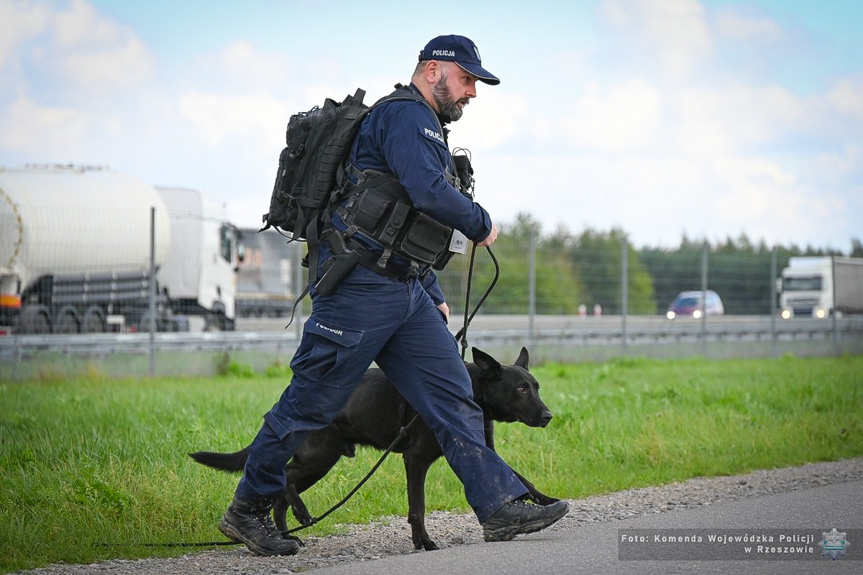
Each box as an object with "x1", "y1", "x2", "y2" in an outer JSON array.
[{"x1": 334, "y1": 84, "x2": 493, "y2": 306}]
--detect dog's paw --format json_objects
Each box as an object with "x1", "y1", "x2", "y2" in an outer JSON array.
[
  {"x1": 291, "y1": 508, "x2": 313, "y2": 525},
  {"x1": 414, "y1": 537, "x2": 439, "y2": 551}
]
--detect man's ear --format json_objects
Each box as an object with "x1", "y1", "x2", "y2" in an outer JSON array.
[{"x1": 424, "y1": 60, "x2": 440, "y2": 83}]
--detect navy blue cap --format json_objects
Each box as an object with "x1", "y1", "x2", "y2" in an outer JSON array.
[{"x1": 418, "y1": 35, "x2": 500, "y2": 85}]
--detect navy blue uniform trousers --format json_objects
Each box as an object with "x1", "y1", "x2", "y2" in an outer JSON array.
[{"x1": 234, "y1": 261, "x2": 529, "y2": 523}]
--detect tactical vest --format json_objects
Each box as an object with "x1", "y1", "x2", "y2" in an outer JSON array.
[{"x1": 318, "y1": 85, "x2": 474, "y2": 291}]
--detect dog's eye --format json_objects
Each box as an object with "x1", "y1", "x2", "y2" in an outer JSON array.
[{"x1": 517, "y1": 386, "x2": 527, "y2": 394}]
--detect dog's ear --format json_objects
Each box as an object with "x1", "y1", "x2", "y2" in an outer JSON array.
[
  {"x1": 515, "y1": 347, "x2": 530, "y2": 370},
  {"x1": 471, "y1": 347, "x2": 501, "y2": 377}
]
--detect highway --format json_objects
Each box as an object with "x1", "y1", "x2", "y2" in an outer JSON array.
[
  {"x1": 2, "y1": 315, "x2": 862, "y2": 361},
  {"x1": 305, "y1": 479, "x2": 863, "y2": 575}
]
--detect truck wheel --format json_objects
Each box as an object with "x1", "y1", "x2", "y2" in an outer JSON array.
[
  {"x1": 82, "y1": 307, "x2": 106, "y2": 333},
  {"x1": 20, "y1": 306, "x2": 52, "y2": 334},
  {"x1": 54, "y1": 307, "x2": 80, "y2": 334}
]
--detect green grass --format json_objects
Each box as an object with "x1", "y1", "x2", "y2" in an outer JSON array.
[{"x1": 1, "y1": 355, "x2": 862, "y2": 573}]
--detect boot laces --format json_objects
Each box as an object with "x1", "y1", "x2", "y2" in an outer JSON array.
[
  {"x1": 250, "y1": 505, "x2": 281, "y2": 538},
  {"x1": 514, "y1": 496, "x2": 540, "y2": 510}
]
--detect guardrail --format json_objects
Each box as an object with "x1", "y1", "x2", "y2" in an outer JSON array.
[
  {"x1": 2, "y1": 316, "x2": 862, "y2": 361},
  {"x1": 0, "y1": 331, "x2": 300, "y2": 361}
]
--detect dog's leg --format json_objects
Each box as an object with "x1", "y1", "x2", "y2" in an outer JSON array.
[
  {"x1": 283, "y1": 470, "x2": 325, "y2": 526},
  {"x1": 272, "y1": 492, "x2": 292, "y2": 533},
  {"x1": 280, "y1": 427, "x2": 350, "y2": 528},
  {"x1": 511, "y1": 468, "x2": 560, "y2": 505},
  {"x1": 404, "y1": 451, "x2": 440, "y2": 551}
]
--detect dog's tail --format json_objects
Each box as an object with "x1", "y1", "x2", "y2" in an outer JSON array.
[{"x1": 188, "y1": 447, "x2": 250, "y2": 473}]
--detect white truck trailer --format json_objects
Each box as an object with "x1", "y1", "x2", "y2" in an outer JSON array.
[
  {"x1": 235, "y1": 228, "x2": 296, "y2": 319},
  {"x1": 0, "y1": 165, "x2": 243, "y2": 334},
  {"x1": 779, "y1": 256, "x2": 863, "y2": 319}
]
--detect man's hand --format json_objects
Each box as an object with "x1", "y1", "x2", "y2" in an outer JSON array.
[
  {"x1": 477, "y1": 222, "x2": 498, "y2": 248},
  {"x1": 437, "y1": 302, "x2": 450, "y2": 323}
]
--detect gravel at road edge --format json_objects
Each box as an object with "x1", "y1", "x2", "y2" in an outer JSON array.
[{"x1": 16, "y1": 458, "x2": 863, "y2": 575}]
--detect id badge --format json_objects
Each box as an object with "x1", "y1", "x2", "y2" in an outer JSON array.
[{"x1": 449, "y1": 230, "x2": 468, "y2": 254}]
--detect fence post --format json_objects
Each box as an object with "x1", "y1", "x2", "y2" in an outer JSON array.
[
  {"x1": 621, "y1": 236, "x2": 628, "y2": 354},
  {"x1": 831, "y1": 255, "x2": 839, "y2": 355},
  {"x1": 770, "y1": 246, "x2": 777, "y2": 357},
  {"x1": 149, "y1": 206, "x2": 156, "y2": 378},
  {"x1": 701, "y1": 241, "x2": 708, "y2": 357},
  {"x1": 528, "y1": 226, "x2": 536, "y2": 345}
]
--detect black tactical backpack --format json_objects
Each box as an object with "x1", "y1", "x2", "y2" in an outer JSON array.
[
  {"x1": 261, "y1": 86, "x2": 423, "y2": 244},
  {"x1": 261, "y1": 88, "x2": 367, "y2": 241}
]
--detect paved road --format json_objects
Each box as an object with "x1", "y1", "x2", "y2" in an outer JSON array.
[{"x1": 306, "y1": 480, "x2": 862, "y2": 574}]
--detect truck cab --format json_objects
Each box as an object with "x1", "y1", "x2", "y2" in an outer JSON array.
[{"x1": 779, "y1": 257, "x2": 833, "y2": 319}]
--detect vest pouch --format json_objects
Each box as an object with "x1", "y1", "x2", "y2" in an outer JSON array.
[
  {"x1": 395, "y1": 212, "x2": 451, "y2": 266},
  {"x1": 350, "y1": 191, "x2": 392, "y2": 237},
  {"x1": 432, "y1": 242, "x2": 455, "y2": 270}
]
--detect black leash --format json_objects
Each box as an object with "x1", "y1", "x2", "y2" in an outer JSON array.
[
  {"x1": 97, "y1": 246, "x2": 499, "y2": 550},
  {"x1": 95, "y1": 541, "x2": 237, "y2": 548},
  {"x1": 456, "y1": 245, "x2": 500, "y2": 360}
]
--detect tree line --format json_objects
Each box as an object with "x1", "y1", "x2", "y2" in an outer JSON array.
[{"x1": 435, "y1": 213, "x2": 863, "y2": 316}]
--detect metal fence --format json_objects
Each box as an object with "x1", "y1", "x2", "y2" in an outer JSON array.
[{"x1": 2, "y1": 224, "x2": 862, "y2": 380}]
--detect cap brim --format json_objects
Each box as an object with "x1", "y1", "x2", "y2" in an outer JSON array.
[{"x1": 455, "y1": 62, "x2": 500, "y2": 85}]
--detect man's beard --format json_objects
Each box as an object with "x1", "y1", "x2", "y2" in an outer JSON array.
[{"x1": 432, "y1": 70, "x2": 468, "y2": 122}]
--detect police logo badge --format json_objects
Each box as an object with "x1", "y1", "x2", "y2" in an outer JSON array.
[{"x1": 819, "y1": 528, "x2": 850, "y2": 560}]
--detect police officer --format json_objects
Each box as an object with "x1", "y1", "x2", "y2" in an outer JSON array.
[{"x1": 219, "y1": 34, "x2": 569, "y2": 557}]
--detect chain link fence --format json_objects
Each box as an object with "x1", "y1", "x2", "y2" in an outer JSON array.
[{"x1": 3, "y1": 220, "x2": 862, "y2": 380}]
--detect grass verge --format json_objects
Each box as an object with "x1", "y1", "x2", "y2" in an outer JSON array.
[{"x1": 1, "y1": 354, "x2": 861, "y2": 572}]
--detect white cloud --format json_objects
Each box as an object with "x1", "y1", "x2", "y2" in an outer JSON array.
[
  {"x1": 816, "y1": 145, "x2": 860, "y2": 180},
  {"x1": 0, "y1": 96, "x2": 89, "y2": 155},
  {"x1": 600, "y1": 0, "x2": 713, "y2": 77},
  {"x1": 0, "y1": 0, "x2": 50, "y2": 71},
  {"x1": 193, "y1": 40, "x2": 293, "y2": 91},
  {"x1": 477, "y1": 150, "x2": 825, "y2": 249},
  {"x1": 826, "y1": 76, "x2": 863, "y2": 124},
  {"x1": 709, "y1": 156, "x2": 839, "y2": 245},
  {"x1": 57, "y1": 34, "x2": 152, "y2": 91},
  {"x1": 714, "y1": 8, "x2": 783, "y2": 43},
  {"x1": 561, "y1": 79, "x2": 663, "y2": 153},
  {"x1": 456, "y1": 88, "x2": 529, "y2": 151},
  {"x1": 52, "y1": 0, "x2": 123, "y2": 48},
  {"x1": 673, "y1": 83, "x2": 806, "y2": 155},
  {"x1": 1, "y1": 0, "x2": 153, "y2": 102},
  {"x1": 178, "y1": 91, "x2": 288, "y2": 148}
]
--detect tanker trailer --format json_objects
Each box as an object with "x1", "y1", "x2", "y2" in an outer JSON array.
[{"x1": 0, "y1": 165, "x2": 242, "y2": 334}]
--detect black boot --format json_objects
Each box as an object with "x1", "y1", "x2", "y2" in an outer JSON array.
[
  {"x1": 482, "y1": 498, "x2": 569, "y2": 542},
  {"x1": 219, "y1": 495, "x2": 300, "y2": 556}
]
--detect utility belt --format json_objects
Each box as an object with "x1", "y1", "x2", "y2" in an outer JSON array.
[{"x1": 314, "y1": 166, "x2": 464, "y2": 295}]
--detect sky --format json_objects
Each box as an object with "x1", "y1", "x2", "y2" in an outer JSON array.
[{"x1": 1, "y1": 0, "x2": 861, "y2": 251}]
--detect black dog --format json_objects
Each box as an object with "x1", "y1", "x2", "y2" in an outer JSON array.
[{"x1": 191, "y1": 347, "x2": 560, "y2": 551}]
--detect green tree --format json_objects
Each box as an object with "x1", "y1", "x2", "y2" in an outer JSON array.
[
  {"x1": 436, "y1": 214, "x2": 585, "y2": 315},
  {"x1": 557, "y1": 227, "x2": 656, "y2": 314}
]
